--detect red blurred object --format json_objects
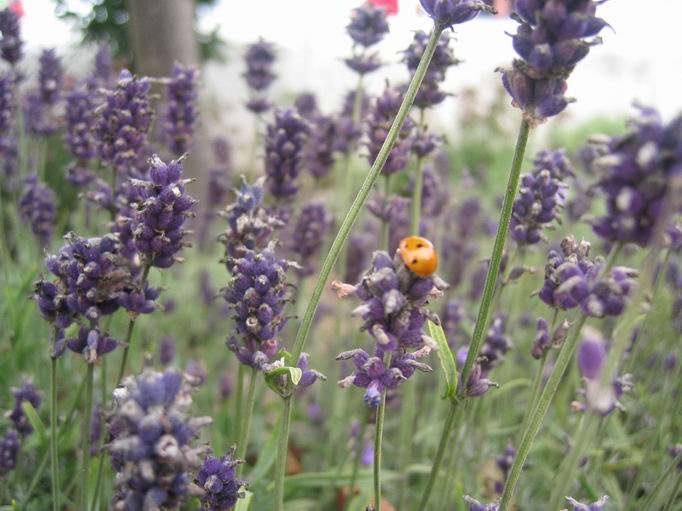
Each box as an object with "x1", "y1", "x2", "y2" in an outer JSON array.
[
  {"x1": 369, "y1": 0, "x2": 398, "y2": 15},
  {"x1": 9, "y1": 1, "x2": 24, "y2": 17}
]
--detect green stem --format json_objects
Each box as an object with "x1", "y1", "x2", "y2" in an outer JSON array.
[
  {"x1": 234, "y1": 363, "x2": 245, "y2": 445},
  {"x1": 547, "y1": 413, "x2": 600, "y2": 510},
  {"x1": 642, "y1": 451, "x2": 682, "y2": 511},
  {"x1": 115, "y1": 263, "x2": 151, "y2": 384},
  {"x1": 498, "y1": 313, "x2": 588, "y2": 510},
  {"x1": 396, "y1": 380, "x2": 417, "y2": 510},
  {"x1": 290, "y1": 23, "x2": 444, "y2": 363},
  {"x1": 663, "y1": 470, "x2": 682, "y2": 511},
  {"x1": 80, "y1": 363, "x2": 95, "y2": 511},
  {"x1": 410, "y1": 109, "x2": 427, "y2": 235},
  {"x1": 373, "y1": 386, "x2": 389, "y2": 511},
  {"x1": 344, "y1": 411, "x2": 370, "y2": 511},
  {"x1": 415, "y1": 401, "x2": 460, "y2": 510},
  {"x1": 90, "y1": 357, "x2": 109, "y2": 511},
  {"x1": 50, "y1": 355, "x2": 60, "y2": 511},
  {"x1": 236, "y1": 368, "x2": 257, "y2": 477},
  {"x1": 459, "y1": 117, "x2": 531, "y2": 394},
  {"x1": 274, "y1": 397, "x2": 293, "y2": 511}
]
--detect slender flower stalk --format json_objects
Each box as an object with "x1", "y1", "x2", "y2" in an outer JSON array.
[
  {"x1": 79, "y1": 363, "x2": 94, "y2": 511},
  {"x1": 373, "y1": 356, "x2": 390, "y2": 511},
  {"x1": 236, "y1": 368, "x2": 257, "y2": 477},
  {"x1": 273, "y1": 24, "x2": 446, "y2": 511},
  {"x1": 49, "y1": 341, "x2": 60, "y2": 511},
  {"x1": 344, "y1": 413, "x2": 370, "y2": 511}
]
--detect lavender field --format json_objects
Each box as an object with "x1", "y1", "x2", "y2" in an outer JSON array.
[{"x1": 0, "y1": 1, "x2": 681, "y2": 510}]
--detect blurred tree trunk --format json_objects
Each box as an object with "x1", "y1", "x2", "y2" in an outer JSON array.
[{"x1": 128, "y1": 0, "x2": 212, "y2": 226}]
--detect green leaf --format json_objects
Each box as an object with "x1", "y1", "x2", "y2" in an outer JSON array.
[
  {"x1": 249, "y1": 413, "x2": 281, "y2": 484},
  {"x1": 428, "y1": 320, "x2": 458, "y2": 401},
  {"x1": 234, "y1": 490, "x2": 253, "y2": 511},
  {"x1": 22, "y1": 401, "x2": 47, "y2": 444},
  {"x1": 264, "y1": 366, "x2": 303, "y2": 395}
]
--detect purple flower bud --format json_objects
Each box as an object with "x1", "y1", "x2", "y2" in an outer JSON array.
[
  {"x1": 8, "y1": 379, "x2": 41, "y2": 437},
  {"x1": 195, "y1": 450, "x2": 246, "y2": 510},
  {"x1": 264, "y1": 108, "x2": 309, "y2": 201},
  {"x1": 291, "y1": 202, "x2": 332, "y2": 276},
  {"x1": 65, "y1": 88, "x2": 97, "y2": 168},
  {"x1": 305, "y1": 114, "x2": 337, "y2": 179},
  {"x1": 164, "y1": 63, "x2": 198, "y2": 156},
  {"x1": 109, "y1": 369, "x2": 212, "y2": 509},
  {"x1": 577, "y1": 328, "x2": 606, "y2": 380},
  {"x1": 419, "y1": 0, "x2": 492, "y2": 28},
  {"x1": 66, "y1": 326, "x2": 118, "y2": 364},
  {"x1": 219, "y1": 373, "x2": 233, "y2": 401},
  {"x1": 89, "y1": 44, "x2": 113, "y2": 89},
  {"x1": 244, "y1": 38, "x2": 276, "y2": 114},
  {"x1": 347, "y1": 2, "x2": 389, "y2": 48},
  {"x1": 294, "y1": 92, "x2": 318, "y2": 118},
  {"x1": 0, "y1": 430, "x2": 19, "y2": 476},
  {"x1": 0, "y1": 8, "x2": 22, "y2": 66},
  {"x1": 158, "y1": 336, "x2": 176, "y2": 366},
  {"x1": 19, "y1": 174, "x2": 56, "y2": 247},
  {"x1": 38, "y1": 48, "x2": 62, "y2": 106}
]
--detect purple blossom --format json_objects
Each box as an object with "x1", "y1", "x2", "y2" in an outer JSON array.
[
  {"x1": 130, "y1": 156, "x2": 197, "y2": 269},
  {"x1": 291, "y1": 202, "x2": 332, "y2": 276},
  {"x1": 95, "y1": 70, "x2": 153, "y2": 175},
  {"x1": 479, "y1": 315, "x2": 513, "y2": 372},
  {"x1": 441, "y1": 298, "x2": 470, "y2": 348},
  {"x1": 538, "y1": 236, "x2": 638, "y2": 317},
  {"x1": 531, "y1": 316, "x2": 550, "y2": 359},
  {"x1": 218, "y1": 177, "x2": 283, "y2": 259},
  {"x1": 294, "y1": 92, "x2": 318, "y2": 118},
  {"x1": 345, "y1": 222, "x2": 378, "y2": 284},
  {"x1": 346, "y1": 2, "x2": 389, "y2": 48},
  {"x1": 164, "y1": 63, "x2": 198, "y2": 156},
  {"x1": 8, "y1": 380, "x2": 41, "y2": 437},
  {"x1": 0, "y1": 8, "x2": 22, "y2": 66},
  {"x1": 186, "y1": 359, "x2": 207, "y2": 386},
  {"x1": 108, "y1": 369, "x2": 211, "y2": 510},
  {"x1": 305, "y1": 114, "x2": 337, "y2": 179},
  {"x1": 222, "y1": 244, "x2": 292, "y2": 370},
  {"x1": 158, "y1": 336, "x2": 176, "y2": 366},
  {"x1": 578, "y1": 328, "x2": 606, "y2": 380},
  {"x1": 0, "y1": 430, "x2": 19, "y2": 476},
  {"x1": 367, "y1": 86, "x2": 414, "y2": 176},
  {"x1": 65, "y1": 89, "x2": 97, "y2": 183},
  {"x1": 501, "y1": 0, "x2": 609, "y2": 121},
  {"x1": 244, "y1": 38, "x2": 276, "y2": 114},
  {"x1": 592, "y1": 107, "x2": 682, "y2": 247},
  {"x1": 19, "y1": 174, "x2": 57, "y2": 247},
  {"x1": 89, "y1": 44, "x2": 114, "y2": 89},
  {"x1": 195, "y1": 450, "x2": 246, "y2": 510},
  {"x1": 38, "y1": 48, "x2": 62, "y2": 105},
  {"x1": 219, "y1": 373, "x2": 233, "y2": 401},
  {"x1": 264, "y1": 108, "x2": 309, "y2": 201},
  {"x1": 334, "y1": 90, "x2": 370, "y2": 155},
  {"x1": 0, "y1": 72, "x2": 14, "y2": 136},
  {"x1": 419, "y1": 0, "x2": 493, "y2": 28},
  {"x1": 24, "y1": 89, "x2": 56, "y2": 136}
]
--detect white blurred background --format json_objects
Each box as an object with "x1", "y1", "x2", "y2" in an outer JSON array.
[{"x1": 23, "y1": 0, "x2": 682, "y2": 131}]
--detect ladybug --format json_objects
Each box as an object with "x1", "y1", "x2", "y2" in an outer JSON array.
[{"x1": 398, "y1": 236, "x2": 438, "y2": 277}]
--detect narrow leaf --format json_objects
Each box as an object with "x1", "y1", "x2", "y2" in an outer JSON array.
[
  {"x1": 428, "y1": 320, "x2": 458, "y2": 401},
  {"x1": 21, "y1": 401, "x2": 47, "y2": 443}
]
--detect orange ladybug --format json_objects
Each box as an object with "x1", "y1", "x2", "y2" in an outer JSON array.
[{"x1": 398, "y1": 236, "x2": 438, "y2": 277}]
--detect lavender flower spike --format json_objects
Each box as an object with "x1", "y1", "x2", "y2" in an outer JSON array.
[
  {"x1": 367, "y1": 86, "x2": 414, "y2": 176},
  {"x1": 108, "y1": 369, "x2": 212, "y2": 511},
  {"x1": 130, "y1": 155, "x2": 197, "y2": 269},
  {"x1": 244, "y1": 38, "x2": 276, "y2": 114},
  {"x1": 38, "y1": 48, "x2": 63, "y2": 106},
  {"x1": 291, "y1": 202, "x2": 332, "y2": 277},
  {"x1": 0, "y1": 430, "x2": 20, "y2": 476},
  {"x1": 419, "y1": 0, "x2": 493, "y2": 28},
  {"x1": 195, "y1": 449, "x2": 246, "y2": 510},
  {"x1": 65, "y1": 89, "x2": 97, "y2": 185},
  {"x1": 264, "y1": 108, "x2": 309, "y2": 201},
  {"x1": 19, "y1": 174, "x2": 57, "y2": 248},
  {"x1": 164, "y1": 63, "x2": 199, "y2": 156},
  {"x1": 8, "y1": 379, "x2": 41, "y2": 437},
  {"x1": 0, "y1": 7, "x2": 22, "y2": 66}
]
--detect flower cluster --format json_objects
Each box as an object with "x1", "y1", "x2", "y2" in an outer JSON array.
[
  {"x1": 89, "y1": 44, "x2": 113, "y2": 89},
  {"x1": 403, "y1": 30, "x2": 458, "y2": 109},
  {"x1": 129, "y1": 156, "x2": 197, "y2": 268},
  {"x1": 345, "y1": 2, "x2": 389, "y2": 75},
  {"x1": 264, "y1": 108, "x2": 309, "y2": 201},
  {"x1": 538, "y1": 236, "x2": 637, "y2": 318},
  {"x1": 592, "y1": 106, "x2": 682, "y2": 246},
  {"x1": 108, "y1": 369, "x2": 211, "y2": 511},
  {"x1": 19, "y1": 174, "x2": 57, "y2": 248},
  {"x1": 419, "y1": 0, "x2": 493, "y2": 28},
  {"x1": 222, "y1": 244, "x2": 292, "y2": 369},
  {"x1": 367, "y1": 86, "x2": 414, "y2": 175},
  {"x1": 218, "y1": 177, "x2": 283, "y2": 260},
  {"x1": 7, "y1": 380, "x2": 41, "y2": 437},
  {"x1": 0, "y1": 7, "x2": 22, "y2": 66},
  {"x1": 243, "y1": 38, "x2": 276, "y2": 114},
  {"x1": 510, "y1": 149, "x2": 570, "y2": 245},
  {"x1": 291, "y1": 202, "x2": 332, "y2": 277},
  {"x1": 95, "y1": 70, "x2": 153, "y2": 174},
  {"x1": 65, "y1": 89, "x2": 97, "y2": 185},
  {"x1": 38, "y1": 48, "x2": 62, "y2": 106},
  {"x1": 336, "y1": 250, "x2": 447, "y2": 406},
  {"x1": 0, "y1": 430, "x2": 19, "y2": 476},
  {"x1": 501, "y1": 0, "x2": 609, "y2": 121},
  {"x1": 195, "y1": 450, "x2": 246, "y2": 510},
  {"x1": 164, "y1": 63, "x2": 198, "y2": 156},
  {"x1": 305, "y1": 114, "x2": 337, "y2": 179}
]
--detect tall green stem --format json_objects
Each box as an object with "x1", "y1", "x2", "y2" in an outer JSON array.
[
  {"x1": 415, "y1": 402, "x2": 460, "y2": 510},
  {"x1": 344, "y1": 411, "x2": 370, "y2": 511},
  {"x1": 90, "y1": 357, "x2": 109, "y2": 511},
  {"x1": 459, "y1": 118, "x2": 531, "y2": 393},
  {"x1": 236, "y1": 368, "x2": 257, "y2": 477},
  {"x1": 274, "y1": 397, "x2": 293, "y2": 511},
  {"x1": 234, "y1": 363, "x2": 245, "y2": 445},
  {"x1": 80, "y1": 363, "x2": 95, "y2": 511},
  {"x1": 50, "y1": 355, "x2": 60, "y2": 511},
  {"x1": 373, "y1": 390, "x2": 388, "y2": 511},
  {"x1": 642, "y1": 451, "x2": 682, "y2": 510}
]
